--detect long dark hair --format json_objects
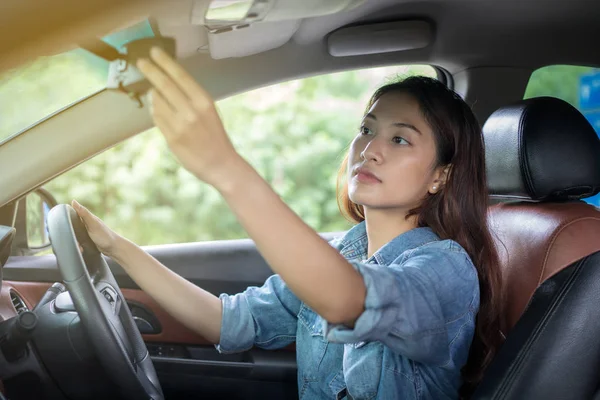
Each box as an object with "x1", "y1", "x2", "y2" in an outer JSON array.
[{"x1": 336, "y1": 76, "x2": 503, "y2": 396}]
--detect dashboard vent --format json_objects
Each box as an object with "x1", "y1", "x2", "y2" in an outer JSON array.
[{"x1": 10, "y1": 290, "x2": 29, "y2": 314}]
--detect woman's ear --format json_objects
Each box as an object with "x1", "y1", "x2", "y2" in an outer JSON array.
[{"x1": 428, "y1": 164, "x2": 452, "y2": 195}]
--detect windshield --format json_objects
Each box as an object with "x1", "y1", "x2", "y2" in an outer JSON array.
[{"x1": 0, "y1": 19, "x2": 156, "y2": 145}]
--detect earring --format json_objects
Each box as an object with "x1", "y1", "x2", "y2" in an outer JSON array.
[{"x1": 432, "y1": 186, "x2": 437, "y2": 190}]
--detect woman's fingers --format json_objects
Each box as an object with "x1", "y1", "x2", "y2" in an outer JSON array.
[
  {"x1": 137, "y1": 57, "x2": 194, "y2": 116},
  {"x1": 150, "y1": 89, "x2": 180, "y2": 138},
  {"x1": 72, "y1": 200, "x2": 102, "y2": 226},
  {"x1": 72, "y1": 200, "x2": 89, "y2": 219},
  {"x1": 149, "y1": 89, "x2": 173, "y2": 119},
  {"x1": 138, "y1": 47, "x2": 217, "y2": 135},
  {"x1": 147, "y1": 47, "x2": 214, "y2": 112},
  {"x1": 73, "y1": 200, "x2": 100, "y2": 229}
]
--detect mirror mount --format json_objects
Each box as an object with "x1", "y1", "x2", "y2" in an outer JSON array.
[
  {"x1": 80, "y1": 33, "x2": 176, "y2": 108},
  {"x1": 106, "y1": 37, "x2": 176, "y2": 107}
]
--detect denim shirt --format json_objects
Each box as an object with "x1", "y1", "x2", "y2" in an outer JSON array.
[{"x1": 216, "y1": 222, "x2": 480, "y2": 399}]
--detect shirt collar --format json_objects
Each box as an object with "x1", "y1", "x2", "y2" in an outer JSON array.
[{"x1": 338, "y1": 221, "x2": 440, "y2": 265}]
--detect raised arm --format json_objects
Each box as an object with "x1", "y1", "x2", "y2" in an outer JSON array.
[{"x1": 137, "y1": 48, "x2": 366, "y2": 325}]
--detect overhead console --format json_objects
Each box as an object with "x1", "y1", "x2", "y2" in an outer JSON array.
[
  {"x1": 185, "y1": 0, "x2": 368, "y2": 59},
  {"x1": 327, "y1": 20, "x2": 433, "y2": 57}
]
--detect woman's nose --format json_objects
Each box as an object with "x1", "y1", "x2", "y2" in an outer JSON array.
[{"x1": 360, "y1": 136, "x2": 383, "y2": 163}]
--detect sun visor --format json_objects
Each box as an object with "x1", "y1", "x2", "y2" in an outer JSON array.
[{"x1": 327, "y1": 20, "x2": 433, "y2": 57}]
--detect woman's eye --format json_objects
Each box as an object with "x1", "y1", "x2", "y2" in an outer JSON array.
[
  {"x1": 360, "y1": 126, "x2": 372, "y2": 135},
  {"x1": 392, "y1": 136, "x2": 409, "y2": 145}
]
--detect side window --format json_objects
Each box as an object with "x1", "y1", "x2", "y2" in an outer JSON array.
[
  {"x1": 46, "y1": 65, "x2": 437, "y2": 246},
  {"x1": 525, "y1": 65, "x2": 600, "y2": 206}
]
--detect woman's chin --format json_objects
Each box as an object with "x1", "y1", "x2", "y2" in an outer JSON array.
[{"x1": 349, "y1": 191, "x2": 380, "y2": 206}]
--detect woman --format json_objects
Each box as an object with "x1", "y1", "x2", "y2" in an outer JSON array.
[{"x1": 72, "y1": 47, "x2": 502, "y2": 399}]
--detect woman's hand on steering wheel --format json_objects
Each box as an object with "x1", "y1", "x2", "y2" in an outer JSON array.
[{"x1": 71, "y1": 200, "x2": 121, "y2": 257}]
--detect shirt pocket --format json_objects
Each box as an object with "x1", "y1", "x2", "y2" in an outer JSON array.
[
  {"x1": 298, "y1": 303, "x2": 324, "y2": 336},
  {"x1": 344, "y1": 341, "x2": 383, "y2": 400},
  {"x1": 297, "y1": 304, "x2": 329, "y2": 383}
]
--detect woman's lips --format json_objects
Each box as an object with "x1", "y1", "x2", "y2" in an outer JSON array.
[{"x1": 355, "y1": 168, "x2": 382, "y2": 184}]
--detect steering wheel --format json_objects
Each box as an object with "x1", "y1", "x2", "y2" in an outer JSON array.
[{"x1": 47, "y1": 204, "x2": 164, "y2": 400}]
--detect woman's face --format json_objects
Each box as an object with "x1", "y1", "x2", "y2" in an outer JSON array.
[{"x1": 347, "y1": 91, "x2": 447, "y2": 213}]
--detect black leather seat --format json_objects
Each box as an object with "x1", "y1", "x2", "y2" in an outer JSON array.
[{"x1": 472, "y1": 97, "x2": 600, "y2": 399}]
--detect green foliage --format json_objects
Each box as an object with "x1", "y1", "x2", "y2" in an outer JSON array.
[{"x1": 524, "y1": 65, "x2": 596, "y2": 107}]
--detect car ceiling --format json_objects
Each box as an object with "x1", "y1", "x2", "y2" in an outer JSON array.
[
  {"x1": 0, "y1": 0, "x2": 598, "y2": 207},
  {"x1": 159, "y1": 0, "x2": 600, "y2": 73},
  {"x1": 3, "y1": 0, "x2": 599, "y2": 73}
]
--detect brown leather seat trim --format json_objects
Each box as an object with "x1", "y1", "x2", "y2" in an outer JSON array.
[
  {"x1": 542, "y1": 217, "x2": 600, "y2": 283},
  {"x1": 490, "y1": 202, "x2": 600, "y2": 332}
]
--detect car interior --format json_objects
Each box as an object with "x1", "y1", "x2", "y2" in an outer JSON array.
[{"x1": 0, "y1": 0, "x2": 598, "y2": 399}]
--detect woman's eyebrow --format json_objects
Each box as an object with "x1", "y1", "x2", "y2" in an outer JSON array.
[
  {"x1": 364, "y1": 113, "x2": 422, "y2": 135},
  {"x1": 393, "y1": 122, "x2": 422, "y2": 135}
]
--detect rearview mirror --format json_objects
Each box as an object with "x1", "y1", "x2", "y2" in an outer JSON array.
[{"x1": 106, "y1": 37, "x2": 176, "y2": 106}]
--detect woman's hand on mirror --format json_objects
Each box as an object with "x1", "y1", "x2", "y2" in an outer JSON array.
[{"x1": 137, "y1": 47, "x2": 244, "y2": 190}]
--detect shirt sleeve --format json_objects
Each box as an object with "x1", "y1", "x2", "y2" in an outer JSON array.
[
  {"x1": 324, "y1": 245, "x2": 479, "y2": 365},
  {"x1": 216, "y1": 274, "x2": 302, "y2": 354}
]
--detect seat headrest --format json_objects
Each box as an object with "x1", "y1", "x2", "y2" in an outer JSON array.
[{"x1": 484, "y1": 97, "x2": 600, "y2": 201}]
